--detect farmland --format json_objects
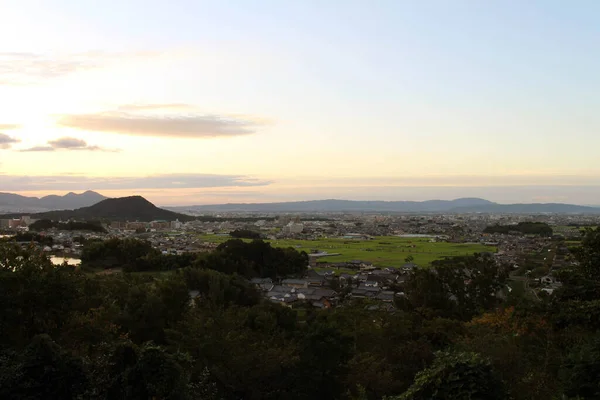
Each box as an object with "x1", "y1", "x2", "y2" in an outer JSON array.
[{"x1": 196, "y1": 234, "x2": 496, "y2": 268}]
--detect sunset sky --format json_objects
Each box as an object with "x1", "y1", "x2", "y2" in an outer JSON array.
[{"x1": 1, "y1": 0, "x2": 599, "y2": 205}]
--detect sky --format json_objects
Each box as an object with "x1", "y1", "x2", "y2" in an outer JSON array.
[{"x1": 1, "y1": 0, "x2": 599, "y2": 206}]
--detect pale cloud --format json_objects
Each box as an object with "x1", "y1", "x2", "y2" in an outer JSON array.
[
  {"x1": 0, "y1": 124, "x2": 20, "y2": 130},
  {"x1": 0, "y1": 133, "x2": 20, "y2": 149},
  {"x1": 0, "y1": 51, "x2": 161, "y2": 85},
  {"x1": 48, "y1": 137, "x2": 88, "y2": 149},
  {"x1": 19, "y1": 136, "x2": 116, "y2": 152},
  {"x1": 117, "y1": 104, "x2": 196, "y2": 112},
  {"x1": 0, "y1": 173, "x2": 273, "y2": 191},
  {"x1": 57, "y1": 108, "x2": 266, "y2": 138},
  {"x1": 19, "y1": 146, "x2": 55, "y2": 152}
]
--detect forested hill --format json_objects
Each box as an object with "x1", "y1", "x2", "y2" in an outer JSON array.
[{"x1": 26, "y1": 196, "x2": 195, "y2": 222}]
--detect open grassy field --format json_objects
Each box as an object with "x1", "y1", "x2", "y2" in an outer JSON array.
[{"x1": 196, "y1": 234, "x2": 496, "y2": 268}]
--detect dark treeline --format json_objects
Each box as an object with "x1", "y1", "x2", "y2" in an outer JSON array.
[
  {"x1": 29, "y1": 219, "x2": 107, "y2": 233},
  {"x1": 1, "y1": 229, "x2": 600, "y2": 399},
  {"x1": 483, "y1": 222, "x2": 553, "y2": 236},
  {"x1": 82, "y1": 238, "x2": 308, "y2": 277},
  {"x1": 1, "y1": 232, "x2": 54, "y2": 246},
  {"x1": 229, "y1": 228, "x2": 263, "y2": 239}
]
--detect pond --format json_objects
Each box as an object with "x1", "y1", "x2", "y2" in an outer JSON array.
[{"x1": 50, "y1": 256, "x2": 82, "y2": 266}]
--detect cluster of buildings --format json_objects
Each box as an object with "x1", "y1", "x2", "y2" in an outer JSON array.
[
  {"x1": 0, "y1": 216, "x2": 33, "y2": 231},
  {"x1": 109, "y1": 220, "x2": 184, "y2": 231},
  {"x1": 250, "y1": 268, "x2": 410, "y2": 310}
]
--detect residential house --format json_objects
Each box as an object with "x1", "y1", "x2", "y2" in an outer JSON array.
[
  {"x1": 250, "y1": 278, "x2": 275, "y2": 292},
  {"x1": 375, "y1": 291, "x2": 395, "y2": 302},
  {"x1": 282, "y1": 279, "x2": 308, "y2": 289}
]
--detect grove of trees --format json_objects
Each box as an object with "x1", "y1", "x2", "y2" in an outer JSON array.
[
  {"x1": 483, "y1": 222, "x2": 553, "y2": 237},
  {"x1": 29, "y1": 219, "x2": 107, "y2": 233}
]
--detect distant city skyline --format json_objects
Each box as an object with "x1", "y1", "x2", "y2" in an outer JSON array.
[{"x1": 1, "y1": 1, "x2": 599, "y2": 204}]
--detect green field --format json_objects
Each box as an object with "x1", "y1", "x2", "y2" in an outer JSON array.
[{"x1": 196, "y1": 235, "x2": 496, "y2": 268}]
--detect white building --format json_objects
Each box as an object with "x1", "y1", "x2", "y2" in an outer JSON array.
[
  {"x1": 282, "y1": 222, "x2": 304, "y2": 235},
  {"x1": 171, "y1": 219, "x2": 183, "y2": 230}
]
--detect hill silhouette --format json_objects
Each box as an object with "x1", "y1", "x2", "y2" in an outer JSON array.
[
  {"x1": 168, "y1": 197, "x2": 600, "y2": 214},
  {"x1": 0, "y1": 190, "x2": 107, "y2": 212},
  {"x1": 30, "y1": 196, "x2": 195, "y2": 222}
]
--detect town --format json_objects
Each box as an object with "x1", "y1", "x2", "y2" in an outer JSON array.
[{"x1": 2, "y1": 207, "x2": 593, "y2": 309}]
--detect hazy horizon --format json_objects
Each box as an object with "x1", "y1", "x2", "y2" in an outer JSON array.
[
  {"x1": 6, "y1": 185, "x2": 600, "y2": 207},
  {"x1": 1, "y1": 1, "x2": 599, "y2": 204}
]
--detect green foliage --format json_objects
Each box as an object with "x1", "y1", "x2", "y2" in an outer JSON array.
[
  {"x1": 295, "y1": 321, "x2": 353, "y2": 399},
  {"x1": 0, "y1": 335, "x2": 87, "y2": 400},
  {"x1": 124, "y1": 344, "x2": 189, "y2": 400},
  {"x1": 551, "y1": 227, "x2": 600, "y2": 332},
  {"x1": 83, "y1": 341, "x2": 200, "y2": 400},
  {"x1": 1, "y1": 232, "x2": 53, "y2": 245},
  {"x1": 125, "y1": 252, "x2": 198, "y2": 273},
  {"x1": 2, "y1": 230, "x2": 600, "y2": 400},
  {"x1": 81, "y1": 238, "x2": 158, "y2": 269},
  {"x1": 182, "y1": 268, "x2": 261, "y2": 308},
  {"x1": 570, "y1": 226, "x2": 600, "y2": 281},
  {"x1": 0, "y1": 243, "x2": 82, "y2": 347},
  {"x1": 561, "y1": 335, "x2": 600, "y2": 398},
  {"x1": 391, "y1": 351, "x2": 505, "y2": 400},
  {"x1": 484, "y1": 222, "x2": 553, "y2": 237},
  {"x1": 229, "y1": 228, "x2": 262, "y2": 239},
  {"x1": 199, "y1": 239, "x2": 308, "y2": 278},
  {"x1": 29, "y1": 219, "x2": 107, "y2": 233},
  {"x1": 405, "y1": 253, "x2": 508, "y2": 320},
  {"x1": 81, "y1": 237, "x2": 308, "y2": 276}
]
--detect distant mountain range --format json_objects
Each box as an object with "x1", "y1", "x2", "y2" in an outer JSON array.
[
  {"x1": 0, "y1": 191, "x2": 107, "y2": 212},
  {"x1": 168, "y1": 198, "x2": 600, "y2": 214},
  {"x1": 2, "y1": 192, "x2": 599, "y2": 219}
]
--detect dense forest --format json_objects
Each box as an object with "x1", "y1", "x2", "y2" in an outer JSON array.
[
  {"x1": 1, "y1": 229, "x2": 600, "y2": 399},
  {"x1": 483, "y1": 222, "x2": 553, "y2": 236}
]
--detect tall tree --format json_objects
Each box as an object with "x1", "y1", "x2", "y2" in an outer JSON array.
[{"x1": 390, "y1": 351, "x2": 505, "y2": 400}]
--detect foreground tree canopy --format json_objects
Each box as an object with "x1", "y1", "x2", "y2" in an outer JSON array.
[{"x1": 1, "y1": 229, "x2": 600, "y2": 399}]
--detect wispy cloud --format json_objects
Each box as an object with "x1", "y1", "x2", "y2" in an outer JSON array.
[
  {"x1": 19, "y1": 136, "x2": 117, "y2": 152},
  {"x1": 0, "y1": 51, "x2": 160, "y2": 85},
  {"x1": 0, "y1": 133, "x2": 20, "y2": 149},
  {"x1": 56, "y1": 105, "x2": 268, "y2": 138},
  {"x1": 0, "y1": 173, "x2": 273, "y2": 191}
]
